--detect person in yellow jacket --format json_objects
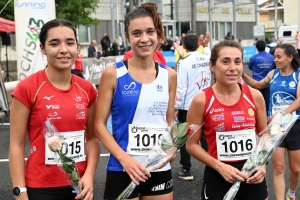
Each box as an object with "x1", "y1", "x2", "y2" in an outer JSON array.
[{"x1": 174, "y1": 30, "x2": 211, "y2": 71}]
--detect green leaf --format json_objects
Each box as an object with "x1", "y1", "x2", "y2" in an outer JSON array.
[
  {"x1": 175, "y1": 136, "x2": 189, "y2": 146},
  {"x1": 62, "y1": 163, "x2": 73, "y2": 174},
  {"x1": 176, "y1": 123, "x2": 189, "y2": 138},
  {"x1": 59, "y1": 154, "x2": 73, "y2": 163},
  {"x1": 71, "y1": 170, "x2": 79, "y2": 182}
]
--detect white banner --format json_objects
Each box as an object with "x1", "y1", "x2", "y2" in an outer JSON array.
[
  {"x1": 14, "y1": 0, "x2": 56, "y2": 81},
  {"x1": 84, "y1": 56, "x2": 124, "y2": 84}
]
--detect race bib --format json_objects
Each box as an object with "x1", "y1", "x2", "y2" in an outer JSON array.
[
  {"x1": 216, "y1": 129, "x2": 256, "y2": 161},
  {"x1": 127, "y1": 124, "x2": 169, "y2": 155},
  {"x1": 45, "y1": 130, "x2": 85, "y2": 165}
]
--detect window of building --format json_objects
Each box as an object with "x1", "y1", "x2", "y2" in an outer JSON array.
[
  {"x1": 212, "y1": 22, "x2": 232, "y2": 40},
  {"x1": 77, "y1": 26, "x2": 90, "y2": 45},
  {"x1": 206, "y1": 22, "x2": 215, "y2": 39}
]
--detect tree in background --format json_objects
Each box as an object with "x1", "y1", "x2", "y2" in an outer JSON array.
[{"x1": 0, "y1": 0, "x2": 100, "y2": 27}]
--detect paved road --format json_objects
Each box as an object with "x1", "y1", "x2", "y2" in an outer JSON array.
[
  {"x1": 1, "y1": 66, "x2": 299, "y2": 199},
  {"x1": 1, "y1": 124, "x2": 299, "y2": 199}
]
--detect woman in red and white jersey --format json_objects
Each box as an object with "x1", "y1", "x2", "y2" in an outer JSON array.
[
  {"x1": 9, "y1": 19, "x2": 100, "y2": 200},
  {"x1": 186, "y1": 40, "x2": 268, "y2": 200}
]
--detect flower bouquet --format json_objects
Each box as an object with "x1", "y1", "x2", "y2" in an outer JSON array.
[
  {"x1": 223, "y1": 112, "x2": 298, "y2": 200},
  {"x1": 43, "y1": 119, "x2": 82, "y2": 194},
  {"x1": 116, "y1": 122, "x2": 203, "y2": 200}
]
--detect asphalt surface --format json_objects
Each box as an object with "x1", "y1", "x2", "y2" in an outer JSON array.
[{"x1": 1, "y1": 66, "x2": 300, "y2": 199}]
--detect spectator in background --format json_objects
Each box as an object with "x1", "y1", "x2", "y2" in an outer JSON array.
[
  {"x1": 111, "y1": 39, "x2": 119, "y2": 56},
  {"x1": 101, "y1": 34, "x2": 111, "y2": 57},
  {"x1": 97, "y1": 46, "x2": 103, "y2": 59},
  {"x1": 88, "y1": 40, "x2": 97, "y2": 58},
  {"x1": 266, "y1": 34, "x2": 277, "y2": 56},
  {"x1": 119, "y1": 42, "x2": 126, "y2": 55},
  {"x1": 198, "y1": 34, "x2": 204, "y2": 46},
  {"x1": 175, "y1": 34, "x2": 211, "y2": 181},
  {"x1": 295, "y1": 31, "x2": 298, "y2": 47},
  {"x1": 224, "y1": 32, "x2": 234, "y2": 40},
  {"x1": 174, "y1": 36, "x2": 180, "y2": 44},
  {"x1": 294, "y1": 31, "x2": 298, "y2": 41},
  {"x1": 238, "y1": 37, "x2": 242, "y2": 45},
  {"x1": 180, "y1": 33, "x2": 185, "y2": 46},
  {"x1": 248, "y1": 40, "x2": 275, "y2": 113},
  {"x1": 253, "y1": 37, "x2": 259, "y2": 46},
  {"x1": 162, "y1": 36, "x2": 174, "y2": 51},
  {"x1": 71, "y1": 44, "x2": 85, "y2": 79},
  {"x1": 178, "y1": 36, "x2": 182, "y2": 46},
  {"x1": 174, "y1": 30, "x2": 211, "y2": 64}
]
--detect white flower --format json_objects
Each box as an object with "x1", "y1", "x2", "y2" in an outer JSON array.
[{"x1": 48, "y1": 135, "x2": 62, "y2": 152}]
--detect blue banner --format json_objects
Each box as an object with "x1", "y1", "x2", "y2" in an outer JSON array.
[
  {"x1": 243, "y1": 46, "x2": 257, "y2": 61},
  {"x1": 162, "y1": 51, "x2": 176, "y2": 68}
]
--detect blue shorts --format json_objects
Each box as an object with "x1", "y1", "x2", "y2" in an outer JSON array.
[
  {"x1": 104, "y1": 170, "x2": 173, "y2": 199},
  {"x1": 202, "y1": 161, "x2": 268, "y2": 200}
]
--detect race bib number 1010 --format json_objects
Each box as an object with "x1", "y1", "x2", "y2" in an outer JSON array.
[{"x1": 127, "y1": 124, "x2": 169, "y2": 155}]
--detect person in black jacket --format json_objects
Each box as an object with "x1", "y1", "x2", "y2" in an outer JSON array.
[
  {"x1": 101, "y1": 34, "x2": 111, "y2": 56},
  {"x1": 111, "y1": 39, "x2": 119, "y2": 56}
]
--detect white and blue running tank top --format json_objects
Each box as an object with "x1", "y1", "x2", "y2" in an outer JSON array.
[
  {"x1": 269, "y1": 69, "x2": 300, "y2": 119},
  {"x1": 107, "y1": 61, "x2": 171, "y2": 172}
]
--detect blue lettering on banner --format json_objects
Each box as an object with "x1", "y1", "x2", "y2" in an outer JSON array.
[
  {"x1": 162, "y1": 51, "x2": 176, "y2": 68},
  {"x1": 243, "y1": 46, "x2": 257, "y2": 61},
  {"x1": 15, "y1": 0, "x2": 46, "y2": 9}
]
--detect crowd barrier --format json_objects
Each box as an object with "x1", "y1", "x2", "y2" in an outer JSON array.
[
  {"x1": 243, "y1": 46, "x2": 257, "y2": 62},
  {"x1": 3, "y1": 47, "x2": 257, "y2": 96}
]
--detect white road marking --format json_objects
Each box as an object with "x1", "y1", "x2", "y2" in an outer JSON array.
[{"x1": 0, "y1": 154, "x2": 111, "y2": 162}]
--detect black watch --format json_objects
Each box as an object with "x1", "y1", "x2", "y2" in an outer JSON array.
[{"x1": 13, "y1": 187, "x2": 27, "y2": 196}]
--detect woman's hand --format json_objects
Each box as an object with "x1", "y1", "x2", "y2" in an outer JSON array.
[
  {"x1": 246, "y1": 165, "x2": 266, "y2": 184},
  {"x1": 75, "y1": 172, "x2": 94, "y2": 200},
  {"x1": 155, "y1": 146, "x2": 177, "y2": 170},
  {"x1": 119, "y1": 154, "x2": 151, "y2": 185},
  {"x1": 217, "y1": 162, "x2": 247, "y2": 183}
]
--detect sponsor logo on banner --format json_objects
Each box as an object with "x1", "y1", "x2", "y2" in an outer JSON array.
[
  {"x1": 18, "y1": 17, "x2": 45, "y2": 80},
  {"x1": 15, "y1": 0, "x2": 46, "y2": 9},
  {"x1": 83, "y1": 56, "x2": 124, "y2": 84},
  {"x1": 15, "y1": 1, "x2": 55, "y2": 80}
]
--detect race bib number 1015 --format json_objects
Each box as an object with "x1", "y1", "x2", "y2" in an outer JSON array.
[{"x1": 45, "y1": 130, "x2": 85, "y2": 165}]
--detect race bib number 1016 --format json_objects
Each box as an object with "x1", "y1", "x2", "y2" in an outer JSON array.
[{"x1": 216, "y1": 129, "x2": 256, "y2": 161}]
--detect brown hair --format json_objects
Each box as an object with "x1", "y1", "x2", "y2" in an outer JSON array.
[
  {"x1": 210, "y1": 40, "x2": 243, "y2": 66},
  {"x1": 124, "y1": 2, "x2": 164, "y2": 41},
  {"x1": 276, "y1": 43, "x2": 300, "y2": 70}
]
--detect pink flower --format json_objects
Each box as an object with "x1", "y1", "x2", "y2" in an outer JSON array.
[
  {"x1": 186, "y1": 125, "x2": 193, "y2": 136},
  {"x1": 48, "y1": 135, "x2": 62, "y2": 152}
]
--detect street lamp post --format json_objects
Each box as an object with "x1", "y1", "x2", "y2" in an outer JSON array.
[
  {"x1": 111, "y1": 0, "x2": 116, "y2": 40},
  {"x1": 274, "y1": 0, "x2": 278, "y2": 39}
]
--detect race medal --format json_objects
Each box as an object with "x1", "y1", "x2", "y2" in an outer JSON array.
[
  {"x1": 216, "y1": 129, "x2": 256, "y2": 161},
  {"x1": 127, "y1": 124, "x2": 169, "y2": 155},
  {"x1": 45, "y1": 130, "x2": 85, "y2": 165}
]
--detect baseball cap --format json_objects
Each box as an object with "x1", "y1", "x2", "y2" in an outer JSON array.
[{"x1": 186, "y1": 30, "x2": 197, "y2": 35}]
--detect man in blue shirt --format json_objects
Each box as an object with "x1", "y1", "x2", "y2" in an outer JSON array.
[{"x1": 248, "y1": 40, "x2": 275, "y2": 113}]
